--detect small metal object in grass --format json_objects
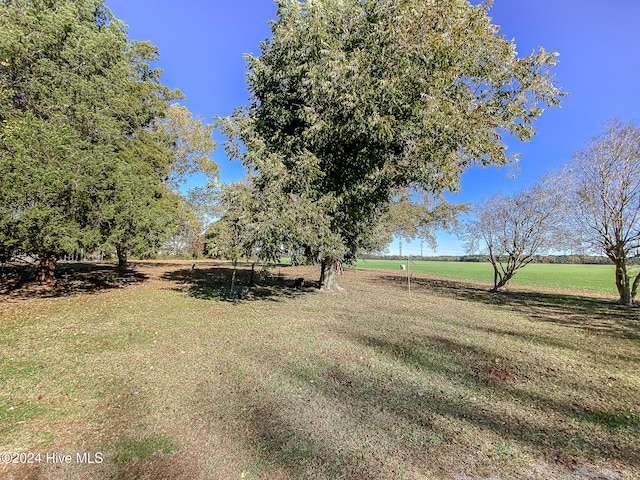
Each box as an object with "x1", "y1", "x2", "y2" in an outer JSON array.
[{"x1": 230, "y1": 285, "x2": 249, "y2": 301}]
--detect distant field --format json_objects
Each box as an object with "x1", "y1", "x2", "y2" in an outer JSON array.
[{"x1": 354, "y1": 259, "x2": 619, "y2": 295}]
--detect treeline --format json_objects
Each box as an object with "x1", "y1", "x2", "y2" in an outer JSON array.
[{"x1": 360, "y1": 254, "x2": 613, "y2": 265}]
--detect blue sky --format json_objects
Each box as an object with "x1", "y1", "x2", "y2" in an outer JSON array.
[{"x1": 105, "y1": 0, "x2": 640, "y2": 256}]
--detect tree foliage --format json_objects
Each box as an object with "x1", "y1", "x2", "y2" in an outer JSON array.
[
  {"x1": 163, "y1": 194, "x2": 203, "y2": 257},
  {"x1": 205, "y1": 182, "x2": 255, "y2": 262},
  {"x1": 0, "y1": 1, "x2": 216, "y2": 278},
  {"x1": 222, "y1": 0, "x2": 564, "y2": 288},
  {"x1": 386, "y1": 191, "x2": 468, "y2": 252},
  {"x1": 205, "y1": 178, "x2": 327, "y2": 265},
  {"x1": 160, "y1": 103, "x2": 218, "y2": 245},
  {"x1": 100, "y1": 40, "x2": 183, "y2": 267},
  {"x1": 160, "y1": 103, "x2": 218, "y2": 192},
  {"x1": 568, "y1": 120, "x2": 640, "y2": 305},
  {"x1": 0, "y1": 0, "x2": 134, "y2": 279},
  {"x1": 109, "y1": 96, "x2": 217, "y2": 265}
]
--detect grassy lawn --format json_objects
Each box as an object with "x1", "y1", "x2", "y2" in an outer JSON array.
[
  {"x1": 1, "y1": 261, "x2": 639, "y2": 479},
  {"x1": 355, "y1": 259, "x2": 619, "y2": 295}
]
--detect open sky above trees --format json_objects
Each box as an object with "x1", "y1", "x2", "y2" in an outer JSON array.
[{"x1": 105, "y1": 0, "x2": 640, "y2": 255}]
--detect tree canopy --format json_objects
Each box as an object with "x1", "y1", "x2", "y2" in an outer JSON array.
[
  {"x1": 222, "y1": 0, "x2": 565, "y2": 288},
  {"x1": 0, "y1": 0, "x2": 215, "y2": 279},
  {"x1": 0, "y1": 0, "x2": 134, "y2": 279}
]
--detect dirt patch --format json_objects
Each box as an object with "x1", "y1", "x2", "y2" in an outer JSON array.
[{"x1": 472, "y1": 358, "x2": 521, "y2": 386}]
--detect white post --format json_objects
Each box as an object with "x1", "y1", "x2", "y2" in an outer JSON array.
[{"x1": 407, "y1": 256, "x2": 411, "y2": 299}]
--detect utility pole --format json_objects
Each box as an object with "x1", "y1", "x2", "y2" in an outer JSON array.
[{"x1": 399, "y1": 238, "x2": 402, "y2": 257}]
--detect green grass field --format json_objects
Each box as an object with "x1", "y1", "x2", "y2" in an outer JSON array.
[
  {"x1": 1, "y1": 261, "x2": 638, "y2": 479},
  {"x1": 354, "y1": 259, "x2": 619, "y2": 295}
]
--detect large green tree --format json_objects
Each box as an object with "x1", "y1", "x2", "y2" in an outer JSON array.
[
  {"x1": 0, "y1": 1, "x2": 213, "y2": 279},
  {"x1": 99, "y1": 40, "x2": 182, "y2": 268},
  {"x1": 100, "y1": 156, "x2": 178, "y2": 267},
  {"x1": 222, "y1": 0, "x2": 564, "y2": 289},
  {"x1": 0, "y1": 0, "x2": 134, "y2": 281},
  {"x1": 102, "y1": 44, "x2": 216, "y2": 267}
]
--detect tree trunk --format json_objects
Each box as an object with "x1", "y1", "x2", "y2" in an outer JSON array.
[
  {"x1": 491, "y1": 263, "x2": 499, "y2": 292},
  {"x1": 489, "y1": 254, "x2": 521, "y2": 292},
  {"x1": 488, "y1": 250, "x2": 502, "y2": 292},
  {"x1": 38, "y1": 252, "x2": 59, "y2": 283},
  {"x1": 631, "y1": 271, "x2": 640, "y2": 302},
  {"x1": 116, "y1": 244, "x2": 127, "y2": 268},
  {"x1": 304, "y1": 246, "x2": 317, "y2": 265},
  {"x1": 490, "y1": 258, "x2": 507, "y2": 292},
  {"x1": 249, "y1": 261, "x2": 256, "y2": 286},
  {"x1": 615, "y1": 261, "x2": 633, "y2": 305},
  {"x1": 230, "y1": 259, "x2": 237, "y2": 295},
  {"x1": 493, "y1": 268, "x2": 515, "y2": 292},
  {"x1": 319, "y1": 258, "x2": 342, "y2": 290}
]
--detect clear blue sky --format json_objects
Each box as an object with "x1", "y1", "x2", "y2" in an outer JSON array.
[{"x1": 105, "y1": 0, "x2": 640, "y2": 256}]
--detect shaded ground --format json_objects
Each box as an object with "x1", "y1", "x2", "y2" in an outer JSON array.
[
  {"x1": 159, "y1": 260, "x2": 318, "y2": 301},
  {"x1": 0, "y1": 261, "x2": 147, "y2": 300}
]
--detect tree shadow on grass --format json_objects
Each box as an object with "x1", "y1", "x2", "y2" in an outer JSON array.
[
  {"x1": 0, "y1": 262, "x2": 147, "y2": 301},
  {"x1": 347, "y1": 331, "x2": 640, "y2": 433},
  {"x1": 328, "y1": 333, "x2": 639, "y2": 464},
  {"x1": 160, "y1": 263, "x2": 317, "y2": 302},
  {"x1": 374, "y1": 273, "x2": 640, "y2": 343},
  {"x1": 238, "y1": 397, "x2": 385, "y2": 480},
  {"x1": 205, "y1": 327, "x2": 639, "y2": 479},
  {"x1": 229, "y1": 330, "x2": 640, "y2": 478}
]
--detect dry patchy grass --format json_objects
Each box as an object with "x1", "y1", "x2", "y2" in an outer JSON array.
[{"x1": 0, "y1": 261, "x2": 639, "y2": 479}]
